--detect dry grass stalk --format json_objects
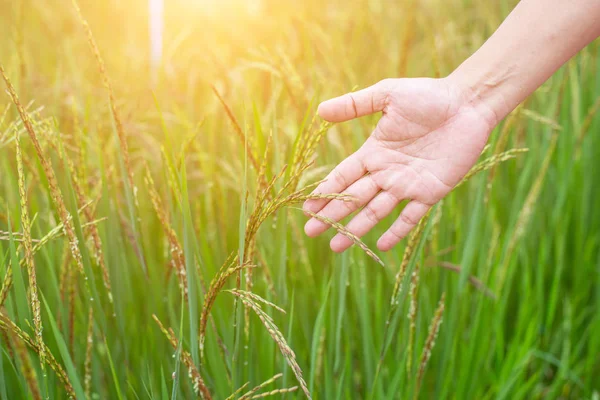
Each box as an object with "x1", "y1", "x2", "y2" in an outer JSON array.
[
  {"x1": 144, "y1": 166, "x2": 188, "y2": 298},
  {"x1": 238, "y1": 373, "x2": 283, "y2": 400},
  {"x1": 302, "y1": 210, "x2": 383, "y2": 266},
  {"x1": 497, "y1": 135, "x2": 557, "y2": 290},
  {"x1": 84, "y1": 307, "x2": 94, "y2": 400},
  {"x1": 414, "y1": 293, "x2": 446, "y2": 398},
  {"x1": 15, "y1": 132, "x2": 45, "y2": 368},
  {"x1": 227, "y1": 290, "x2": 311, "y2": 399},
  {"x1": 0, "y1": 66, "x2": 89, "y2": 293},
  {"x1": 70, "y1": 0, "x2": 136, "y2": 201},
  {"x1": 0, "y1": 312, "x2": 75, "y2": 397},
  {"x1": 406, "y1": 267, "x2": 420, "y2": 377},
  {"x1": 152, "y1": 315, "x2": 212, "y2": 399}
]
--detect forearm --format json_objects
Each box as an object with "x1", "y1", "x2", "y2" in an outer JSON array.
[{"x1": 449, "y1": 0, "x2": 600, "y2": 124}]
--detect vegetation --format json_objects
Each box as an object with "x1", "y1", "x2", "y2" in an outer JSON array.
[{"x1": 0, "y1": 0, "x2": 599, "y2": 398}]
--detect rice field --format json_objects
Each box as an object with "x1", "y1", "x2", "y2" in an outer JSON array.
[{"x1": 0, "y1": 0, "x2": 599, "y2": 398}]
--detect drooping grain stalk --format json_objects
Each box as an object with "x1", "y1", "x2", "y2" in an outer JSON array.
[
  {"x1": 457, "y1": 148, "x2": 529, "y2": 190},
  {"x1": 211, "y1": 85, "x2": 260, "y2": 173},
  {"x1": 302, "y1": 210, "x2": 383, "y2": 266},
  {"x1": 62, "y1": 140, "x2": 114, "y2": 305},
  {"x1": 145, "y1": 166, "x2": 188, "y2": 299},
  {"x1": 0, "y1": 313, "x2": 75, "y2": 397},
  {"x1": 248, "y1": 387, "x2": 298, "y2": 399},
  {"x1": 414, "y1": 293, "x2": 446, "y2": 398},
  {"x1": 238, "y1": 373, "x2": 284, "y2": 400},
  {"x1": 225, "y1": 382, "x2": 250, "y2": 400},
  {"x1": 198, "y1": 254, "x2": 253, "y2": 358},
  {"x1": 152, "y1": 315, "x2": 212, "y2": 399},
  {"x1": 0, "y1": 205, "x2": 103, "y2": 308},
  {"x1": 70, "y1": 0, "x2": 135, "y2": 200},
  {"x1": 227, "y1": 290, "x2": 311, "y2": 399},
  {"x1": 11, "y1": 327, "x2": 42, "y2": 400},
  {"x1": 15, "y1": 132, "x2": 45, "y2": 369},
  {"x1": 0, "y1": 66, "x2": 90, "y2": 295},
  {"x1": 372, "y1": 213, "x2": 430, "y2": 392}
]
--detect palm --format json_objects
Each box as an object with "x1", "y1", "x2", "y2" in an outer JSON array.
[{"x1": 304, "y1": 78, "x2": 495, "y2": 252}]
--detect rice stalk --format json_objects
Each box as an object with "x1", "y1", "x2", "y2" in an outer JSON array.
[
  {"x1": 227, "y1": 290, "x2": 311, "y2": 399},
  {"x1": 238, "y1": 373, "x2": 283, "y2": 400},
  {"x1": 84, "y1": 307, "x2": 93, "y2": 400},
  {"x1": 211, "y1": 85, "x2": 260, "y2": 173},
  {"x1": 414, "y1": 293, "x2": 446, "y2": 398},
  {"x1": 390, "y1": 214, "x2": 430, "y2": 306},
  {"x1": 70, "y1": 0, "x2": 136, "y2": 200},
  {"x1": 577, "y1": 93, "x2": 600, "y2": 149},
  {"x1": 11, "y1": 327, "x2": 42, "y2": 400},
  {"x1": 62, "y1": 140, "x2": 114, "y2": 305},
  {"x1": 198, "y1": 254, "x2": 256, "y2": 359},
  {"x1": 225, "y1": 382, "x2": 250, "y2": 400},
  {"x1": 406, "y1": 267, "x2": 420, "y2": 377},
  {"x1": 301, "y1": 210, "x2": 383, "y2": 266},
  {"x1": 15, "y1": 126, "x2": 45, "y2": 369},
  {"x1": 68, "y1": 248, "x2": 76, "y2": 357},
  {"x1": 152, "y1": 315, "x2": 212, "y2": 399},
  {"x1": 0, "y1": 204, "x2": 102, "y2": 307},
  {"x1": 0, "y1": 66, "x2": 90, "y2": 294},
  {"x1": 497, "y1": 135, "x2": 557, "y2": 291},
  {"x1": 249, "y1": 387, "x2": 298, "y2": 399},
  {"x1": 0, "y1": 312, "x2": 75, "y2": 398},
  {"x1": 145, "y1": 166, "x2": 187, "y2": 299},
  {"x1": 521, "y1": 109, "x2": 562, "y2": 131},
  {"x1": 457, "y1": 148, "x2": 529, "y2": 190}
]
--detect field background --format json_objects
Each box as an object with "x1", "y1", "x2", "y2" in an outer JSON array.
[{"x1": 0, "y1": 0, "x2": 599, "y2": 399}]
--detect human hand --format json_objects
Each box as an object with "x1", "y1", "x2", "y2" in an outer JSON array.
[{"x1": 303, "y1": 77, "x2": 499, "y2": 252}]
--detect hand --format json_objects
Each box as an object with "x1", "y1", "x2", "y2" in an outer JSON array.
[{"x1": 303, "y1": 77, "x2": 498, "y2": 252}]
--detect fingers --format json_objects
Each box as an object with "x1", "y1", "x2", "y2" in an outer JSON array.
[
  {"x1": 317, "y1": 80, "x2": 390, "y2": 123},
  {"x1": 303, "y1": 152, "x2": 366, "y2": 215},
  {"x1": 304, "y1": 174, "x2": 380, "y2": 238},
  {"x1": 330, "y1": 191, "x2": 401, "y2": 253},
  {"x1": 377, "y1": 201, "x2": 430, "y2": 252}
]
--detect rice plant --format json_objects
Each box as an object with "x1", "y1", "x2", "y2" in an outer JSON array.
[{"x1": 0, "y1": 0, "x2": 598, "y2": 399}]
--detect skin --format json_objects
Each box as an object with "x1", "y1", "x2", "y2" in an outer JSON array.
[{"x1": 303, "y1": 0, "x2": 600, "y2": 252}]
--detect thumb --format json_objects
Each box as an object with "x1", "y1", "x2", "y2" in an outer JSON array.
[{"x1": 317, "y1": 80, "x2": 390, "y2": 123}]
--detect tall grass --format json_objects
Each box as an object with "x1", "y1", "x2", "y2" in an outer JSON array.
[{"x1": 0, "y1": 0, "x2": 599, "y2": 399}]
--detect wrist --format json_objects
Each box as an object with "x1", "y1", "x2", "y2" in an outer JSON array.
[{"x1": 445, "y1": 58, "x2": 520, "y2": 129}]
